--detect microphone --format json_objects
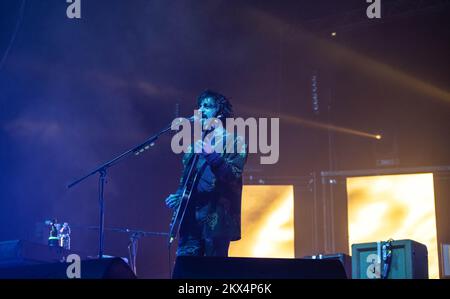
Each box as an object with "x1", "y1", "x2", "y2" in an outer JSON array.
[
  {"x1": 178, "y1": 113, "x2": 223, "y2": 124},
  {"x1": 173, "y1": 116, "x2": 195, "y2": 124}
]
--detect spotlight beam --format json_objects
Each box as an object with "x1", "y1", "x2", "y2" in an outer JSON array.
[
  {"x1": 246, "y1": 8, "x2": 450, "y2": 106},
  {"x1": 240, "y1": 105, "x2": 380, "y2": 140}
]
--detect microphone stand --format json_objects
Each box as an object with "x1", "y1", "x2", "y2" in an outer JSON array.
[
  {"x1": 76, "y1": 225, "x2": 168, "y2": 276},
  {"x1": 67, "y1": 122, "x2": 176, "y2": 259},
  {"x1": 125, "y1": 229, "x2": 168, "y2": 276}
]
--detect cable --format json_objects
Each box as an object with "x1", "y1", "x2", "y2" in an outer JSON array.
[
  {"x1": 381, "y1": 239, "x2": 394, "y2": 279},
  {"x1": 0, "y1": 0, "x2": 26, "y2": 73},
  {"x1": 168, "y1": 243, "x2": 172, "y2": 279}
]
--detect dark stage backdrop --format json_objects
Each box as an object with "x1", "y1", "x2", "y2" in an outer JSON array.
[{"x1": 0, "y1": 0, "x2": 449, "y2": 278}]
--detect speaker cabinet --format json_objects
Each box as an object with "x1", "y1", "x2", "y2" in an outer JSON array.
[
  {"x1": 0, "y1": 257, "x2": 136, "y2": 279},
  {"x1": 304, "y1": 253, "x2": 352, "y2": 279},
  {"x1": 172, "y1": 256, "x2": 347, "y2": 279}
]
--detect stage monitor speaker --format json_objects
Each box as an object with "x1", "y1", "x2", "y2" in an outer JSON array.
[
  {"x1": 0, "y1": 257, "x2": 136, "y2": 279},
  {"x1": 172, "y1": 256, "x2": 347, "y2": 279},
  {"x1": 304, "y1": 253, "x2": 352, "y2": 279},
  {"x1": 0, "y1": 240, "x2": 82, "y2": 267}
]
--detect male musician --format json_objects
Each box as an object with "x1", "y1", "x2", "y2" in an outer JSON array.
[{"x1": 165, "y1": 90, "x2": 247, "y2": 257}]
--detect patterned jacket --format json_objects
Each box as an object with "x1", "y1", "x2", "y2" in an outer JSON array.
[{"x1": 175, "y1": 130, "x2": 247, "y2": 241}]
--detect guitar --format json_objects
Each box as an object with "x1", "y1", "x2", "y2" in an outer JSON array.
[
  {"x1": 168, "y1": 115, "x2": 222, "y2": 245},
  {"x1": 167, "y1": 148, "x2": 202, "y2": 245}
]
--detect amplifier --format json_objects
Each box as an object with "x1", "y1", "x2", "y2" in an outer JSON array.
[{"x1": 351, "y1": 239, "x2": 428, "y2": 279}]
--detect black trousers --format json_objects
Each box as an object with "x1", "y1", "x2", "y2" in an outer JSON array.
[
  {"x1": 176, "y1": 202, "x2": 230, "y2": 257},
  {"x1": 176, "y1": 235, "x2": 230, "y2": 257}
]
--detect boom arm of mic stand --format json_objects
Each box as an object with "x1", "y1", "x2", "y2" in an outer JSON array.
[
  {"x1": 66, "y1": 122, "x2": 174, "y2": 259},
  {"x1": 67, "y1": 124, "x2": 172, "y2": 189}
]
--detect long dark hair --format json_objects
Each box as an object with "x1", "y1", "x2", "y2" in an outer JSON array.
[{"x1": 196, "y1": 89, "x2": 233, "y2": 119}]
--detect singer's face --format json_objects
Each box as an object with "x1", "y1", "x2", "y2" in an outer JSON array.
[{"x1": 199, "y1": 97, "x2": 219, "y2": 119}]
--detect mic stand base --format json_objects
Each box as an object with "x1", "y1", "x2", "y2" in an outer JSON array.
[
  {"x1": 128, "y1": 233, "x2": 140, "y2": 276},
  {"x1": 98, "y1": 169, "x2": 107, "y2": 259}
]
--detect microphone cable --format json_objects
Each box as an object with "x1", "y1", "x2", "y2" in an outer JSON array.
[
  {"x1": 0, "y1": 0, "x2": 27, "y2": 73},
  {"x1": 168, "y1": 242, "x2": 172, "y2": 279}
]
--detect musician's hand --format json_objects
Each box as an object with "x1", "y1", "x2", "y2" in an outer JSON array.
[{"x1": 165, "y1": 193, "x2": 181, "y2": 209}]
